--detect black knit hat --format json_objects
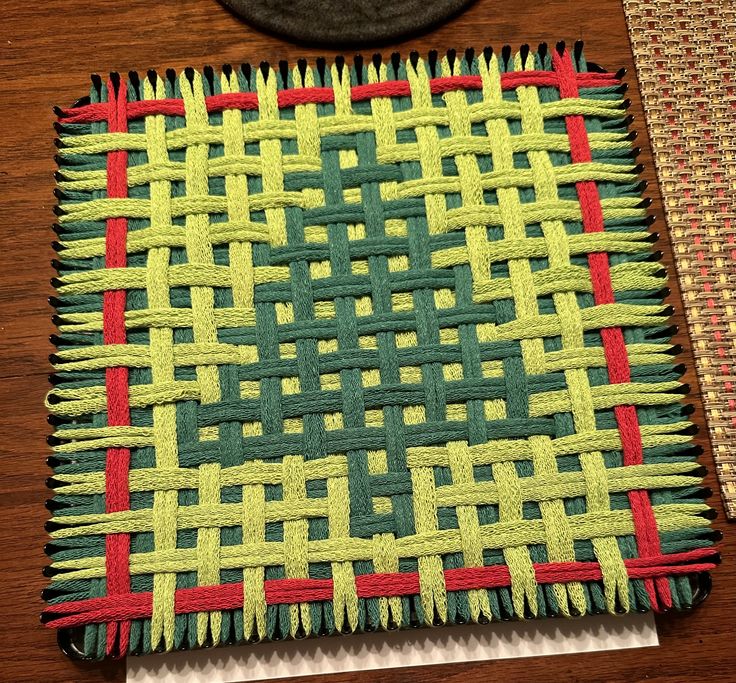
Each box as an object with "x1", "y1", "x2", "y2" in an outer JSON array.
[{"x1": 219, "y1": 0, "x2": 475, "y2": 46}]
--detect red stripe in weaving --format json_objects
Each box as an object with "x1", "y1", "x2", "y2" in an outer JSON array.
[
  {"x1": 103, "y1": 78, "x2": 132, "y2": 657},
  {"x1": 42, "y1": 548, "x2": 718, "y2": 629},
  {"x1": 58, "y1": 71, "x2": 619, "y2": 124},
  {"x1": 552, "y1": 49, "x2": 671, "y2": 610}
]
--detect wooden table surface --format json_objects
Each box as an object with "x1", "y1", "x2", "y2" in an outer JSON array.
[{"x1": 1, "y1": 0, "x2": 732, "y2": 681}]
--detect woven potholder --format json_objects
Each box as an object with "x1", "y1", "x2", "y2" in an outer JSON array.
[{"x1": 43, "y1": 44, "x2": 718, "y2": 660}]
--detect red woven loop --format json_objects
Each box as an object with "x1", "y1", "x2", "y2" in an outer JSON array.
[
  {"x1": 42, "y1": 548, "x2": 718, "y2": 629},
  {"x1": 102, "y1": 77, "x2": 133, "y2": 658},
  {"x1": 59, "y1": 71, "x2": 620, "y2": 124}
]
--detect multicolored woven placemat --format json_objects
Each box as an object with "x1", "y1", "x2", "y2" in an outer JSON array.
[
  {"x1": 42, "y1": 44, "x2": 718, "y2": 660},
  {"x1": 624, "y1": 0, "x2": 736, "y2": 519}
]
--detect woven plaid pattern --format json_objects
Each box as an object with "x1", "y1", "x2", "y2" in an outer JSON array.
[{"x1": 43, "y1": 45, "x2": 717, "y2": 660}]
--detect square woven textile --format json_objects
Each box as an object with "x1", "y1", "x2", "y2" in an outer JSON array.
[{"x1": 42, "y1": 43, "x2": 719, "y2": 660}]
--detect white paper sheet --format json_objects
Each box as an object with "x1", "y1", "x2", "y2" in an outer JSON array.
[{"x1": 127, "y1": 612, "x2": 657, "y2": 682}]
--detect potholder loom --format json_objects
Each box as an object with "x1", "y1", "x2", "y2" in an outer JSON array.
[{"x1": 43, "y1": 43, "x2": 719, "y2": 660}]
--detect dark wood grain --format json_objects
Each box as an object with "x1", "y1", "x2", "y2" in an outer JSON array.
[{"x1": 0, "y1": 1, "x2": 731, "y2": 681}]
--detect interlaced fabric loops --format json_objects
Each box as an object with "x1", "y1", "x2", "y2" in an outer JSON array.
[{"x1": 43, "y1": 46, "x2": 716, "y2": 659}]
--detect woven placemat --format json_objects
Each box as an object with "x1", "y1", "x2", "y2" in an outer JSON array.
[
  {"x1": 624, "y1": 1, "x2": 736, "y2": 518},
  {"x1": 42, "y1": 45, "x2": 718, "y2": 660}
]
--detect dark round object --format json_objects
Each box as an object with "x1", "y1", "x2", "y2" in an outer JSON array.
[
  {"x1": 58, "y1": 627, "x2": 96, "y2": 661},
  {"x1": 218, "y1": 0, "x2": 476, "y2": 46}
]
